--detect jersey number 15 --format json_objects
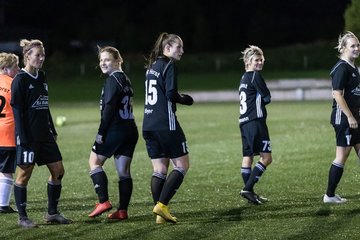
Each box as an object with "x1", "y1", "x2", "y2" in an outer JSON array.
[{"x1": 145, "y1": 80, "x2": 158, "y2": 105}]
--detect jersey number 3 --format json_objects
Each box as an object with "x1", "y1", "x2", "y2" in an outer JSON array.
[
  {"x1": 239, "y1": 91, "x2": 247, "y2": 115},
  {"x1": 145, "y1": 80, "x2": 158, "y2": 105}
]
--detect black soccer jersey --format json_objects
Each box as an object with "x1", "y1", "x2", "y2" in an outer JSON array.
[
  {"x1": 142, "y1": 57, "x2": 180, "y2": 131},
  {"x1": 98, "y1": 71, "x2": 136, "y2": 135},
  {"x1": 239, "y1": 71, "x2": 271, "y2": 125},
  {"x1": 10, "y1": 69, "x2": 56, "y2": 143},
  {"x1": 330, "y1": 60, "x2": 360, "y2": 125}
]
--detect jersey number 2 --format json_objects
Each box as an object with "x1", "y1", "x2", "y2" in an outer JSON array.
[{"x1": 0, "y1": 96, "x2": 6, "y2": 118}]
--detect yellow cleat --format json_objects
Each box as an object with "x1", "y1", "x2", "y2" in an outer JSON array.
[
  {"x1": 153, "y1": 202, "x2": 177, "y2": 223},
  {"x1": 156, "y1": 215, "x2": 178, "y2": 224}
]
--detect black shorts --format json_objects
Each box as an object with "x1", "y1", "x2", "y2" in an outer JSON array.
[
  {"x1": 92, "y1": 124, "x2": 138, "y2": 158},
  {"x1": 333, "y1": 124, "x2": 360, "y2": 147},
  {"x1": 0, "y1": 148, "x2": 16, "y2": 173},
  {"x1": 240, "y1": 119, "x2": 271, "y2": 156},
  {"x1": 16, "y1": 141, "x2": 62, "y2": 166},
  {"x1": 143, "y1": 128, "x2": 189, "y2": 159}
]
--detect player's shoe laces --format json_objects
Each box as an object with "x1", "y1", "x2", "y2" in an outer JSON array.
[
  {"x1": 44, "y1": 212, "x2": 73, "y2": 224},
  {"x1": 240, "y1": 190, "x2": 262, "y2": 205},
  {"x1": 18, "y1": 217, "x2": 38, "y2": 228},
  {"x1": 156, "y1": 215, "x2": 178, "y2": 224},
  {"x1": 153, "y1": 202, "x2": 177, "y2": 223},
  {"x1": 89, "y1": 200, "x2": 112, "y2": 218},
  {"x1": 323, "y1": 194, "x2": 347, "y2": 204},
  {"x1": 107, "y1": 209, "x2": 128, "y2": 220},
  {"x1": 0, "y1": 206, "x2": 17, "y2": 213}
]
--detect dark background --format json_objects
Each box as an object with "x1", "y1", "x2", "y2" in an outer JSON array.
[{"x1": 0, "y1": 0, "x2": 352, "y2": 55}]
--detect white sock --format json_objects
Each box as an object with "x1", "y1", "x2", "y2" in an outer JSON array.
[{"x1": 0, "y1": 176, "x2": 14, "y2": 206}]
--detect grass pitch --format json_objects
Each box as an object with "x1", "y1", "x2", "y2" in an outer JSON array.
[{"x1": 1, "y1": 101, "x2": 360, "y2": 240}]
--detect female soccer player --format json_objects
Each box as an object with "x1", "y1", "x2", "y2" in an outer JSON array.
[
  {"x1": 0, "y1": 52, "x2": 19, "y2": 213},
  {"x1": 143, "y1": 32, "x2": 193, "y2": 224},
  {"x1": 238, "y1": 45, "x2": 272, "y2": 205},
  {"x1": 11, "y1": 39, "x2": 72, "y2": 228},
  {"x1": 88, "y1": 46, "x2": 138, "y2": 220},
  {"x1": 324, "y1": 31, "x2": 360, "y2": 203}
]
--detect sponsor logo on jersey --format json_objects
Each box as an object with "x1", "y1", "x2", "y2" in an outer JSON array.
[
  {"x1": 0, "y1": 86, "x2": 10, "y2": 93},
  {"x1": 239, "y1": 116, "x2": 249, "y2": 123},
  {"x1": 32, "y1": 95, "x2": 49, "y2": 109},
  {"x1": 146, "y1": 69, "x2": 160, "y2": 77},
  {"x1": 144, "y1": 108, "x2": 153, "y2": 115},
  {"x1": 29, "y1": 84, "x2": 34, "y2": 89},
  {"x1": 239, "y1": 83, "x2": 248, "y2": 90},
  {"x1": 43, "y1": 83, "x2": 48, "y2": 91},
  {"x1": 352, "y1": 73, "x2": 356, "y2": 77}
]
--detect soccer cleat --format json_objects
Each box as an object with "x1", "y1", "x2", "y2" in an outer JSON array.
[
  {"x1": 156, "y1": 215, "x2": 178, "y2": 224},
  {"x1": 107, "y1": 209, "x2": 128, "y2": 220},
  {"x1": 323, "y1": 194, "x2": 347, "y2": 204},
  {"x1": 18, "y1": 217, "x2": 38, "y2": 228},
  {"x1": 240, "y1": 190, "x2": 262, "y2": 205},
  {"x1": 45, "y1": 212, "x2": 73, "y2": 224},
  {"x1": 88, "y1": 200, "x2": 112, "y2": 218},
  {"x1": 153, "y1": 202, "x2": 177, "y2": 223},
  {"x1": 0, "y1": 206, "x2": 17, "y2": 213},
  {"x1": 254, "y1": 193, "x2": 268, "y2": 203}
]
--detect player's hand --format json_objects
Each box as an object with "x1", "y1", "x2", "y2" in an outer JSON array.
[
  {"x1": 181, "y1": 94, "x2": 194, "y2": 105},
  {"x1": 95, "y1": 133, "x2": 103, "y2": 144},
  {"x1": 348, "y1": 116, "x2": 358, "y2": 129}
]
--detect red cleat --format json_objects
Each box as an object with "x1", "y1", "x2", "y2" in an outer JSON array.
[
  {"x1": 88, "y1": 201, "x2": 112, "y2": 218},
  {"x1": 107, "y1": 210, "x2": 128, "y2": 220}
]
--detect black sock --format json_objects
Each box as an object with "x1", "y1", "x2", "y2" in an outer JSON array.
[
  {"x1": 159, "y1": 169, "x2": 185, "y2": 205},
  {"x1": 151, "y1": 173, "x2": 166, "y2": 205},
  {"x1": 47, "y1": 182, "x2": 62, "y2": 215},
  {"x1": 14, "y1": 184, "x2": 27, "y2": 219},
  {"x1": 118, "y1": 177, "x2": 132, "y2": 211},
  {"x1": 241, "y1": 167, "x2": 251, "y2": 184},
  {"x1": 90, "y1": 169, "x2": 108, "y2": 203},
  {"x1": 326, "y1": 162, "x2": 344, "y2": 197},
  {"x1": 244, "y1": 162, "x2": 266, "y2": 192}
]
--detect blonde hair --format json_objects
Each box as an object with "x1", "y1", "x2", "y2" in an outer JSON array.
[
  {"x1": 145, "y1": 32, "x2": 182, "y2": 68},
  {"x1": 0, "y1": 52, "x2": 19, "y2": 71},
  {"x1": 97, "y1": 45, "x2": 123, "y2": 64},
  {"x1": 336, "y1": 31, "x2": 359, "y2": 54},
  {"x1": 19, "y1": 39, "x2": 44, "y2": 65},
  {"x1": 241, "y1": 45, "x2": 264, "y2": 69}
]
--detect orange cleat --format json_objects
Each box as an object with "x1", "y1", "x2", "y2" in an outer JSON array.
[
  {"x1": 88, "y1": 201, "x2": 112, "y2": 218},
  {"x1": 107, "y1": 209, "x2": 128, "y2": 220}
]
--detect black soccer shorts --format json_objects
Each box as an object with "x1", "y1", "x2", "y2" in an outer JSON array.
[
  {"x1": 142, "y1": 128, "x2": 189, "y2": 159},
  {"x1": 92, "y1": 124, "x2": 138, "y2": 158},
  {"x1": 240, "y1": 119, "x2": 271, "y2": 156},
  {"x1": 0, "y1": 149, "x2": 16, "y2": 173}
]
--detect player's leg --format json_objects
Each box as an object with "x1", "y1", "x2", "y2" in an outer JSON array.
[
  {"x1": 107, "y1": 155, "x2": 133, "y2": 220},
  {"x1": 158, "y1": 155, "x2": 189, "y2": 206},
  {"x1": 241, "y1": 156, "x2": 253, "y2": 184},
  {"x1": 324, "y1": 146, "x2": 351, "y2": 203},
  {"x1": 14, "y1": 165, "x2": 37, "y2": 227},
  {"x1": 88, "y1": 151, "x2": 112, "y2": 217},
  {"x1": 0, "y1": 172, "x2": 15, "y2": 213},
  {"x1": 46, "y1": 160, "x2": 72, "y2": 224},
  {"x1": 0, "y1": 149, "x2": 17, "y2": 213}
]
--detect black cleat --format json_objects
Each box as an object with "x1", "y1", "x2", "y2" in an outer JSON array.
[
  {"x1": 240, "y1": 190, "x2": 262, "y2": 205},
  {"x1": 0, "y1": 206, "x2": 17, "y2": 213}
]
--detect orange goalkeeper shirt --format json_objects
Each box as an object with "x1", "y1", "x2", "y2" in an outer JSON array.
[{"x1": 0, "y1": 74, "x2": 15, "y2": 147}]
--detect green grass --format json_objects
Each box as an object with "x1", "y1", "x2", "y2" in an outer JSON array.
[{"x1": 2, "y1": 101, "x2": 360, "y2": 239}]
